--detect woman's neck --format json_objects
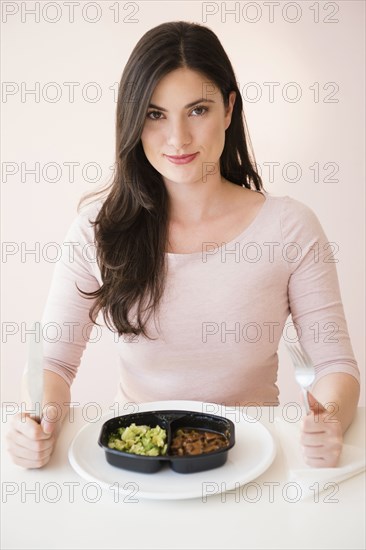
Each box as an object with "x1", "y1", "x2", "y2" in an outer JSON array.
[{"x1": 165, "y1": 176, "x2": 239, "y2": 225}]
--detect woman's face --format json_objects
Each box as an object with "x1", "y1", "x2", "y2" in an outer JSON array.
[{"x1": 140, "y1": 68, "x2": 236, "y2": 186}]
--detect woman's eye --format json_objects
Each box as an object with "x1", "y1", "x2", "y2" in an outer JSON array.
[
  {"x1": 147, "y1": 111, "x2": 163, "y2": 120},
  {"x1": 191, "y1": 106, "x2": 208, "y2": 116}
]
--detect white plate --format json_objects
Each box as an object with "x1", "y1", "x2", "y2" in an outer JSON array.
[{"x1": 68, "y1": 400, "x2": 276, "y2": 500}]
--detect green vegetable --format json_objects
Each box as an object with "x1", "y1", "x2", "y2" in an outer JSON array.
[{"x1": 107, "y1": 423, "x2": 167, "y2": 456}]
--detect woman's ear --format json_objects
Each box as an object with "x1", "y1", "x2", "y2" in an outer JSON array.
[{"x1": 224, "y1": 91, "x2": 236, "y2": 130}]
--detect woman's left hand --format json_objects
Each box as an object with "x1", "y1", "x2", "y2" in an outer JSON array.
[{"x1": 300, "y1": 391, "x2": 343, "y2": 467}]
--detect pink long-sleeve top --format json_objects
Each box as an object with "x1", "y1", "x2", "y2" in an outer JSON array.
[{"x1": 41, "y1": 192, "x2": 360, "y2": 406}]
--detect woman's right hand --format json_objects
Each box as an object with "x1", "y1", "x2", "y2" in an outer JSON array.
[{"x1": 6, "y1": 405, "x2": 61, "y2": 469}]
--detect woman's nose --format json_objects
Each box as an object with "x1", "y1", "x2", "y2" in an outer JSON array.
[{"x1": 166, "y1": 119, "x2": 192, "y2": 150}]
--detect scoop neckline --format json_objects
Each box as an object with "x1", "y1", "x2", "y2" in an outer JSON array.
[{"x1": 165, "y1": 191, "x2": 272, "y2": 260}]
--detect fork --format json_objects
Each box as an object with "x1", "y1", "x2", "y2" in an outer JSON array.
[{"x1": 285, "y1": 341, "x2": 315, "y2": 415}]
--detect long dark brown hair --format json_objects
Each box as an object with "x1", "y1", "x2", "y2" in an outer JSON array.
[{"x1": 79, "y1": 21, "x2": 264, "y2": 339}]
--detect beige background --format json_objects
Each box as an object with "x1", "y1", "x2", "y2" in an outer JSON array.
[{"x1": 1, "y1": 1, "x2": 364, "y2": 406}]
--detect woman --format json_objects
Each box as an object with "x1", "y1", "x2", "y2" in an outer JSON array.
[{"x1": 7, "y1": 21, "x2": 360, "y2": 469}]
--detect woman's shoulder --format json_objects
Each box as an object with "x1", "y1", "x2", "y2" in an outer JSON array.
[
  {"x1": 263, "y1": 191, "x2": 321, "y2": 221},
  {"x1": 235, "y1": 188, "x2": 320, "y2": 225},
  {"x1": 263, "y1": 192, "x2": 327, "y2": 242},
  {"x1": 65, "y1": 198, "x2": 104, "y2": 242},
  {"x1": 225, "y1": 186, "x2": 323, "y2": 238},
  {"x1": 235, "y1": 186, "x2": 315, "y2": 213},
  {"x1": 77, "y1": 197, "x2": 104, "y2": 222}
]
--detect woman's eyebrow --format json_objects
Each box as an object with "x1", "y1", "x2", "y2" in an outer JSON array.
[{"x1": 147, "y1": 98, "x2": 216, "y2": 112}]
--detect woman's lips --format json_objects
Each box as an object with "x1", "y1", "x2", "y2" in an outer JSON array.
[{"x1": 165, "y1": 153, "x2": 199, "y2": 165}]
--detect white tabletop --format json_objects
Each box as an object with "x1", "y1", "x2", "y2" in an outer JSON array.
[{"x1": 1, "y1": 405, "x2": 365, "y2": 550}]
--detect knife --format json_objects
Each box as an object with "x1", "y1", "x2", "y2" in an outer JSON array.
[{"x1": 26, "y1": 321, "x2": 44, "y2": 423}]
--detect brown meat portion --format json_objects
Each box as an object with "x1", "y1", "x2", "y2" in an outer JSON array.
[{"x1": 170, "y1": 428, "x2": 229, "y2": 456}]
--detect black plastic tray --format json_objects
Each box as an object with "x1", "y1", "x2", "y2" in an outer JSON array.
[{"x1": 98, "y1": 410, "x2": 235, "y2": 474}]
